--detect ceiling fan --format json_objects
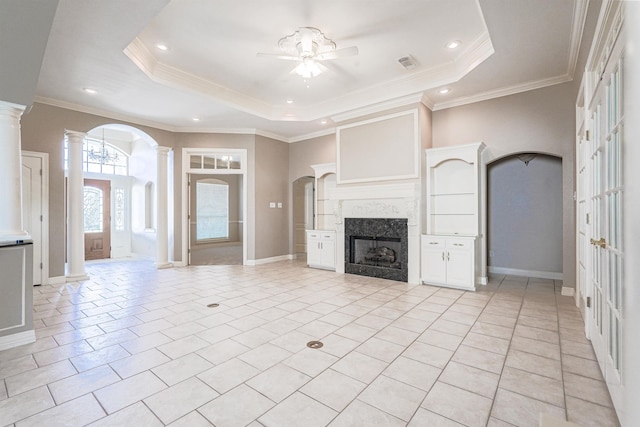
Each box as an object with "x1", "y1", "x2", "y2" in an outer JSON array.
[{"x1": 257, "y1": 27, "x2": 359, "y2": 79}]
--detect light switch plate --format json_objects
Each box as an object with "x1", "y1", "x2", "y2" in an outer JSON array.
[
  {"x1": 269, "y1": 202, "x2": 276, "y2": 208},
  {"x1": 277, "y1": 202, "x2": 283, "y2": 208}
]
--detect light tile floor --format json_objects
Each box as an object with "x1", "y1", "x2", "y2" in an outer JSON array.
[{"x1": 0, "y1": 259, "x2": 621, "y2": 427}]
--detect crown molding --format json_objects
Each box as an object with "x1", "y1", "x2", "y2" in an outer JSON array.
[
  {"x1": 34, "y1": 96, "x2": 178, "y2": 132},
  {"x1": 432, "y1": 74, "x2": 573, "y2": 111},
  {"x1": 288, "y1": 128, "x2": 336, "y2": 144},
  {"x1": 567, "y1": 0, "x2": 589, "y2": 77},
  {"x1": 330, "y1": 93, "x2": 424, "y2": 123}
]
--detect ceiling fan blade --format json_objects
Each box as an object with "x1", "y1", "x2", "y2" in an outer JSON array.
[
  {"x1": 256, "y1": 52, "x2": 301, "y2": 61},
  {"x1": 316, "y1": 46, "x2": 359, "y2": 61}
]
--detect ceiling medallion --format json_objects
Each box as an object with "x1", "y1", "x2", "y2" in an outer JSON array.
[{"x1": 257, "y1": 27, "x2": 358, "y2": 81}]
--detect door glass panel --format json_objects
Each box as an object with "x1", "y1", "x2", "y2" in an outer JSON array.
[
  {"x1": 84, "y1": 187, "x2": 103, "y2": 233},
  {"x1": 115, "y1": 188, "x2": 125, "y2": 231}
]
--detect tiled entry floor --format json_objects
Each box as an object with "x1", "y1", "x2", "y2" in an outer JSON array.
[{"x1": 0, "y1": 260, "x2": 620, "y2": 427}]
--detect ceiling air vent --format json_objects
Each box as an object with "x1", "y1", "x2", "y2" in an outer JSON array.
[{"x1": 397, "y1": 55, "x2": 417, "y2": 70}]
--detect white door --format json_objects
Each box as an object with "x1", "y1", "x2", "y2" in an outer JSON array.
[
  {"x1": 21, "y1": 154, "x2": 43, "y2": 285},
  {"x1": 586, "y1": 45, "x2": 624, "y2": 412}
]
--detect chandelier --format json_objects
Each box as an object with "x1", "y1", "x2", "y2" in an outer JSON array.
[{"x1": 88, "y1": 129, "x2": 119, "y2": 164}]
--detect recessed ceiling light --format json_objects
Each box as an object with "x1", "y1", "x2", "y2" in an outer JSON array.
[
  {"x1": 156, "y1": 43, "x2": 169, "y2": 51},
  {"x1": 286, "y1": 99, "x2": 294, "y2": 104},
  {"x1": 192, "y1": 117, "x2": 200, "y2": 122},
  {"x1": 446, "y1": 40, "x2": 462, "y2": 49},
  {"x1": 438, "y1": 88, "x2": 451, "y2": 94},
  {"x1": 320, "y1": 119, "x2": 328, "y2": 125},
  {"x1": 83, "y1": 88, "x2": 98, "y2": 94}
]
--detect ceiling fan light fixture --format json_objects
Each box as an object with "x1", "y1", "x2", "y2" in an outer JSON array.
[{"x1": 295, "y1": 58, "x2": 322, "y2": 78}]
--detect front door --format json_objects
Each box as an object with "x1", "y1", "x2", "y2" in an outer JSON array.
[{"x1": 84, "y1": 179, "x2": 111, "y2": 260}]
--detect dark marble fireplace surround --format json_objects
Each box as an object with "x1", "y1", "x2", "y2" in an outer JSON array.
[{"x1": 345, "y1": 218, "x2": 408, "y2": 282}]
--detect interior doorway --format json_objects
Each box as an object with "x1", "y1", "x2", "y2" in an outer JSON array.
[
  {"x1": 21, "y1": 151, "x2": 49, "y2": 285},
  {"x1": 188, "y1": 174, "x2": 243, "y2": 265},
  {"x1": 83, "y1": 178, "x2": 111, "y2": 260},
  {"x1": 292, "y1": 176, "x2": 314, "y2": 259}
]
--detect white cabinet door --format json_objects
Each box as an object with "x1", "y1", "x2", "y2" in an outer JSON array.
[
  {"x1": 306, "y1": 232, "x2": 322, "y2": 267},
  {"x1": 320, "y1": 234, "x2": 336, "y2": 269},
  {"x1": 446, "y1": 248, "x2": 473, "y2": 287},
  {"x1": 306, "y1": 230, "x2": 336, "y2": 271},
  {"x1": 421, "y1": 235, "x2": 475, "y2": 290}
]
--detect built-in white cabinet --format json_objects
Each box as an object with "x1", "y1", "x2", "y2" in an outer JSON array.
[
  {"x1": 422, "y1": 142, "x2": 486, "y2": 289},
  {"x1": 306, "y1": 230, "x2": 336, "y2": 270},
  {"x1": 312, "y1": 163, "x2": 337, "y2": 231},
  {"x1": 307, "y1": 163, "x2": 337, "y2": 270},
  {"x1": 421, "y1": 235, "x2": 475, "y2": 291}
]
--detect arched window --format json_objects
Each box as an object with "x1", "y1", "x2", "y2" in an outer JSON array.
[
  {"x1": 196, "y1": 179, "x2": 229, "y2": 240},
  {"x1": 64, "y1": 137, "x2": 129, "y2": 175}
]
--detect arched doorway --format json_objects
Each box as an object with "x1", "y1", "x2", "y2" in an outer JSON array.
[{"x1": 486, "y1": 153, "x2": 563, "y2": 279}]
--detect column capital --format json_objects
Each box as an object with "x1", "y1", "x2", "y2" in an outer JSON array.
[
  {"x1": 64, "y1": 129, "x2": 87, "y2": 143},
  {"x1": 156, "y1": 146, "x2": 172, "y2": 155},
  {"x1": 0, "y1": 100, "x2": 26, "y2": 117}
]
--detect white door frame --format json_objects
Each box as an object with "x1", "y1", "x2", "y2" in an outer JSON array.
[
  {"x1": 21, "y1": 151, "x2": 49, "y2": 285},
  {"x1": 181, "y1": 148, "x2": 248, "y2": 266}
]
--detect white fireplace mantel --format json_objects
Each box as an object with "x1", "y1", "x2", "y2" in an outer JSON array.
[{"x1": 329, "y1": 182, "x2": 422, "y2": 284}]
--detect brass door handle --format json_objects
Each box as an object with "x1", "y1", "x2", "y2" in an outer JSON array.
[{"x1": 590, "y1": 238, "x2": 607, "y2": 248}]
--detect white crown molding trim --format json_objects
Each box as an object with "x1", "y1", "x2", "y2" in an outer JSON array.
[
  {"x1": 34, "y1": 96, "x2": 177, "y2": 132},
  {"x1": 288, "y1": 128, "x2": 336, "y2": 144},
  {"x1": 421, "y1": 94, "x2": 435, "y2": 111},
  {"x1": 32, "y1": 97, "x2": 294, "y2": 142},
  {"x1": 432, "y1": 74, "x2": 573, "y2": 111},
  {"x1": 488, "y1": 266, "x2": 563, "y2": 281},
  {"x1": 124, "y1": 29, "x2": 493, "y2": 124},
  {"x1": 567, "y1": 0, "x2": 589, "y2": 77},
  {"x1": 124, "y1": 38, "x2": 274, "y2": 119},
  {"x1": 330, "y1": 93, "x2": 424, "y2": 123}
]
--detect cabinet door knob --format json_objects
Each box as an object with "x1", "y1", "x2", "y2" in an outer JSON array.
[
  {"x1": 447, "y1": 252, "x2": 450, "y2": 261},
  {"x1": 429, "y1": 242, "x2": 438, "y2": 245},
  {"x1": 442, "y1": 252, "x2": 445, "y2": 261},
  {"x1": 453, "y1": 243, "x2": 463, "y2": 246}
]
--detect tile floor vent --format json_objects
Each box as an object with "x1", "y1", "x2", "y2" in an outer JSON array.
[{"x1": 307, "y1": 341, "x2": 323, "y2": 349}]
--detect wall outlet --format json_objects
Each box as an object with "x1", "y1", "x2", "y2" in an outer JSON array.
[
  {"x1": 269, "y1": 202, "x2": 276, "y2": 208},
  {"x1": 277, "y1": 202, "x2": 283, "y2": 208}
]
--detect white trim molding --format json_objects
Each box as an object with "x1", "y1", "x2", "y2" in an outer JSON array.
[
  {"x1": 0, "y1": 330, "x2": 35, "y2": 352},
  {"x1": 489, "y1": 266, "x2": 563, "y2": 281},
  {"x1": 246, "y1": 254, "x2": 294, "y2": 266}
]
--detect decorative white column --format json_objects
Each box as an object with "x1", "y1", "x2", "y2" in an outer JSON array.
[
  {"x1": 156, "y1": 146, "x2": 172, "y2": 269},
  {"x1": 65, "y1": 130, "x2": 89, "y2": 281},
  {"x1": 0, "y1": 100, "x2": 30, "y2": 242}
]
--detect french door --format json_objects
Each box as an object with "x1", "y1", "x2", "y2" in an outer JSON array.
[
  {"x1": 585, "y1": 40, "x2": 624, "y2": 413},
  {"x1": 83, "y1": 179, "x2": 111, "y2": 260}
]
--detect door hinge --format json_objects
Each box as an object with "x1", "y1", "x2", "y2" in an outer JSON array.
[
  {"x1": 39, "y1": 169, "x2": 42, "y2": 176},
  {"x1": 587, "y1": 296, "x2": 591, "y2": 308},
  {"x1": 585, "y1": 130, "x2": 590, "y2": 141},
  {"x1": 586, "y1": 213, "x2": 589, "y2": 225},
  {"x1": 40, "y1": 262, "x2": 43, "y2": 269},
  {"x1": 40, "y1": 215, "x2": 43, "y2": 222}
]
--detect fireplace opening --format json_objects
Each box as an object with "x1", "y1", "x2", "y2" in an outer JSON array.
[
  {"x1": 344, "y1": 218, "x2": 408, "y2": 282},
  {"x1": 350, "y1": 236, "x2": 402, "y2": 269}
]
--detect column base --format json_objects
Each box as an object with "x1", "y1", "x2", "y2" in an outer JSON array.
[
  {"x1": 155, "y1": 262, "x2": 173, "y2": 269},
  {"x1": 66, "y1": 273, "x2": 89, "y2": 282}
]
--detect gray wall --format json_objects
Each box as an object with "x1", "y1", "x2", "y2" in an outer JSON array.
[
  {"x1": 432, "y1": 83, "x2": 576, "y2": 287},
  {"x1": 488, "y1": 154, "x2": 563, "y2": 274},
  {"x1": 255, "y1": 135, "x2": 290, "y2": 260}
]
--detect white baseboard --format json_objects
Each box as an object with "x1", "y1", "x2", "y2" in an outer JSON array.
[
  {"x1": 246, "y1": 254, "x2": 294, "y2": 266},
  {"x1": 48, "y1": 276, "x2": 66, "y2": 285},
  {"x1": 561, "y1": 287, "x2": 575, "y2": 296},
  {"x1": 171, "y1": 261, "x2": 186, "y2": 267},
  {"x1": 488, "y1": 266, "x2": 563, "y2": 280},
  {"x1": 66, "y1": 273, "x2": 89, "y2": 282},
  {"x1": 477, "y1": 276, "x2": 488, "y2": 285},
  {"x1": 0, "y1": 329, "x2": 36, "y2": 351}
]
